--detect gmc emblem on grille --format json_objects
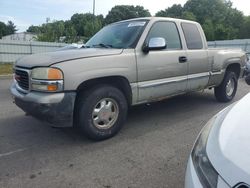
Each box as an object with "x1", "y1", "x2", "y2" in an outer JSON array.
[{"x1": 15, "y1": 74, "x2": 21, "y2": 81}]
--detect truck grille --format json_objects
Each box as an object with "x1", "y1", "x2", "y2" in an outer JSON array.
[{"x1": 15, "y1": 69, "x2": 29, "y2": 91}]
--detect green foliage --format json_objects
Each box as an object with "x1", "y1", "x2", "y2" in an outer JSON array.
[
  {"x1": 27, "y1": 13, "x2": 103, "y2": 43},
  {"x1": 182, "y1": 11, "x2": 196, "y2": 21},
  {"x1": 35, "y1": 20, "x2": 65, "y2": 42},
  {"x1": 105, "y1": 5, "x2": 151, "y2": 24},
  {"x1": 156, "y1": 4, "x2": 183, "y2": 18},
  {"x1": 155, "y1": 4, "x2": 196, "y2": 21},
  {"x1": 0, "y1": 22, "x2": 7, "y2": 38},
  {"x1": 0, "y1": 21, "x2": 17, "y2": 39},
  {"x1": 156, "y1": 0, "x2": 247, "y2": 41},
  {"x1": 6, "y1": 21, "x2": 17, "y2": 34},
  {"x1": 64, "y1": 21, "x2": 77, "y2": 43},
  {"x1": 27, "y1": 25, "x2": 41, "y2": 33},
  {"x1": 202, "y1": 19, "x2": 215, "y2": 40},
  {"x1": 239, "y1": 16, "x2": 250, "y2": 39},
  {"x1": 22, "y1": 1, "x2": 250, "y2": 43},
  {"x1": 71, "y1": 13, "x2": 102, "y2": 38}
]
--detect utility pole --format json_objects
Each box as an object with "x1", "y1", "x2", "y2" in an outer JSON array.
[{"x1": 93, "y1": 0, "x2": 95, "y2": 15}]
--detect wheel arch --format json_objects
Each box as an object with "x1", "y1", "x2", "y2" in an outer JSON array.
[
  {"x1": 225, "y1": 63, "x2": 241, "y2": 78},
  {"x1": 76, "y1": 76, "x2": 133, "y2": 106},
  {"x1": 223, "y1": 56, "x2": 242, "y2": 78}
]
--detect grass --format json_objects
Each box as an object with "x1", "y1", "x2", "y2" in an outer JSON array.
[{"x1": 0, "y1": 63, "x2": 13, "y2": 75}]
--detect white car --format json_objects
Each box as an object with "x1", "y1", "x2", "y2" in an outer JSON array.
[{"x1": 185, "y1": 93, "x2": 250, "y2": 188}]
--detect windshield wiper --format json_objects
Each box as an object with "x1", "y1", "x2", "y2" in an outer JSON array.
[{"x1": 92, "y1": 43, "x2": 113, "y2": 48}]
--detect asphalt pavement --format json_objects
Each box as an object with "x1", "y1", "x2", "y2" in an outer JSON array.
[{"x1": 0, "y1": 78, "x2": 249, "y2": 188}]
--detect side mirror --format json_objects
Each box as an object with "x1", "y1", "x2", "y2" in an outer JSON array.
[{"x1": 142, "y1": 37, "x2": 167, "y2": 53}]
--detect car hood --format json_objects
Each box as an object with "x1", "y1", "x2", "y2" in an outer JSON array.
[
  {"x1": 207, "y1": 93, "x2": 250, "y2": 186},
  {"x1": 15, "y1": 48, "x2": 123, "y2": 68}
]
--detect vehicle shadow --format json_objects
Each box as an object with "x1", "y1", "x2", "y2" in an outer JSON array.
[{"x1": 122, "y1": 90, "x2": 226, "y2": 136}]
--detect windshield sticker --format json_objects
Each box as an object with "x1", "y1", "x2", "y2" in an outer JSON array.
[{"x1": 128, "y1": 22, "x2": 146, "y2": 27}]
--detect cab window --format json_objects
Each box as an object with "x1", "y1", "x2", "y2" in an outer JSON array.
[
  {"x1": 147, "y1": 21, "x2": 182, "y2": 50},
  {"x1": 181, "y1": 23, "x2": 203, "y2": 50}
]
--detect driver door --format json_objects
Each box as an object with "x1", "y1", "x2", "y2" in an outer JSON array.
[{"x1": 136, "y1": 21, "x2": 188, "y2": 103}]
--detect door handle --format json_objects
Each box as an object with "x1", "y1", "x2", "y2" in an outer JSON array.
[{"x1": 179, "y1": 56, "x2": 188, "y2": 63}]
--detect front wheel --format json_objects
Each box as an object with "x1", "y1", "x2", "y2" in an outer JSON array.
[
  {"x1": 76, "y1": 85, "x2": 128, "y2": 141},
  {"x1": 214, "y1": 71, "x2": 238, "y2": 102}
]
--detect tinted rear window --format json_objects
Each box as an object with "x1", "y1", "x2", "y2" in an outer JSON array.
[{"x1": 181, "y1": 23, "x2": 203, "y2": 50}]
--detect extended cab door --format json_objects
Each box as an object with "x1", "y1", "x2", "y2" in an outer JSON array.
[
  {"x1": 181, "y1": 23, "x2": 210, "y2": 91},
  {"x1": 136, "y1": 21, "x2": 188, "y2": 103}
]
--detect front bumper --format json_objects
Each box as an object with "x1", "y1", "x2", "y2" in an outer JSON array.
[{"x1": 10, "y1": 83, "x2": 76, "y2": 127}]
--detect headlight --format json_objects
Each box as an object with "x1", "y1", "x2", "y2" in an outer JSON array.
[
  {"x1": 191, "y1": 117, "x2": 219, "y2": 188},
  {"x1": 31, "y1": 67, "x2": 63, "y2": 80},
  {"x1": 31, "y1": 67, "x2": 64, "y2": 92}
]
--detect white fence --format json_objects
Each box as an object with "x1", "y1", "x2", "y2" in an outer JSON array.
[
  {"x1": 0, "y1": 40, "x2": 66, "y2": 63},
  {"x1": 208, "y1": 39, "x2": 250, "y2": 53}
]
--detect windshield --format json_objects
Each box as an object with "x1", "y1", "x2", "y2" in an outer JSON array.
[{"x1": 85, "y1": 20, "x2": 148, "y2": 49}]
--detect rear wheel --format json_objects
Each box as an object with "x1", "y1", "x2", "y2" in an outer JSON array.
[
  {"x1": 214, "y1": 71, "x2": 238, "y2": 102},
  {"x1": 76, "y1": 85, "x2": 128, "y2": 141}
]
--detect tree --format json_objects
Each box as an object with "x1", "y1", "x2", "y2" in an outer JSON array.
[
  {"x1": 31, "y1": 13, "x2": 103, "y2": 43},
  {"x1": 0, "y1": 22, "x2": 7, "y2": 39},
  {"x1": 182, "y1": 11, "x2": 196, "y2": 21},
  {"x1": 224, "y1": 8, "x2": 244, "y2": 39},
  {"x1": 155, "y1": 4, "x2": 183, "y2": 18},
  {"x1": 202, "y1": 19, "x2": 215, "y2": 40},
  {"x1": 6, "y1": 21, "x2": 17, "y2": 34},
  {"x1": 27, "y1": 25, "x2": 41, "y2": 33},
  {"x1": 36, "y1": 20, "x2": 65, "y2": 42},
  {"x1": 26, "y1": 0, "x2": 250, "y2": 43},
  {"x1": 155, "y1": 5, "x2": 196, "y2": 21},
  {"x1": 184, "y1": 0, "x2": 228, "y2": 24},
  {"x1": 239, "y1": 16, "x2": 250, "y2": 39},
  {"x1": 105, "y1": 5, "x2": 151, "y2": 24},
  {"x1": 84, "y1": 17, "x2": 102, "y2": 38},
  {"x1": 70, "y1": 13, "x2": 103, "y2": 38},
  {"x1": 156, "y1": 0, "x2": 247, "y2": 40},
  {"x1": 183, "y1": 0, "x2": 245, "y2": 40},
  {"x1": 70, "y1": 13, "x2": 86, "y2": 36},
  {"x1": 65, "y1": 26, "x2": 77, "y2": 43},
  {"x1": 0, "y1": 21, "x2": 17, "y2": 38}
]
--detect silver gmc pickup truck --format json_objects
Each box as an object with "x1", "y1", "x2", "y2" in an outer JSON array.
[{"x1": 11, "y1": 17, "x2": 246, "y2": 140}]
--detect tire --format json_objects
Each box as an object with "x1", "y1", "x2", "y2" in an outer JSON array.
[
  {"x1": 245, "y1": 74, "x2": 250, "y2": 85},
  {"x1": 214, "y1": 71, "x2": 238, "y2": 102},
  {"x1": 76, "y1": 85, "x2": 128, "y2": 141}
]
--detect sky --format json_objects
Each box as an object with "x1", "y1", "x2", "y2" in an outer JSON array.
[{"x1": 0, "y1": 0, "x2": 250, "y2": 32}]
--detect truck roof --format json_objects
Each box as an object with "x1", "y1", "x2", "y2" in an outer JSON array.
[{"x1": 115, "y1": 16, "x2": 199, "y2": 25}]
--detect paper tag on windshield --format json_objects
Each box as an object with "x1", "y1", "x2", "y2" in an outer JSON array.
[{"x1": 128, "y1": 22, "x2": 146, "y2": 27}]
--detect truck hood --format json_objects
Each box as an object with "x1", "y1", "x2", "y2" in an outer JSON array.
[
  {"x1": 15, "y1": 48, "x2": 123, "y2": 68},
  {"x1": 207, "y1": 93, "x2": 250, "y2": 186}
]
